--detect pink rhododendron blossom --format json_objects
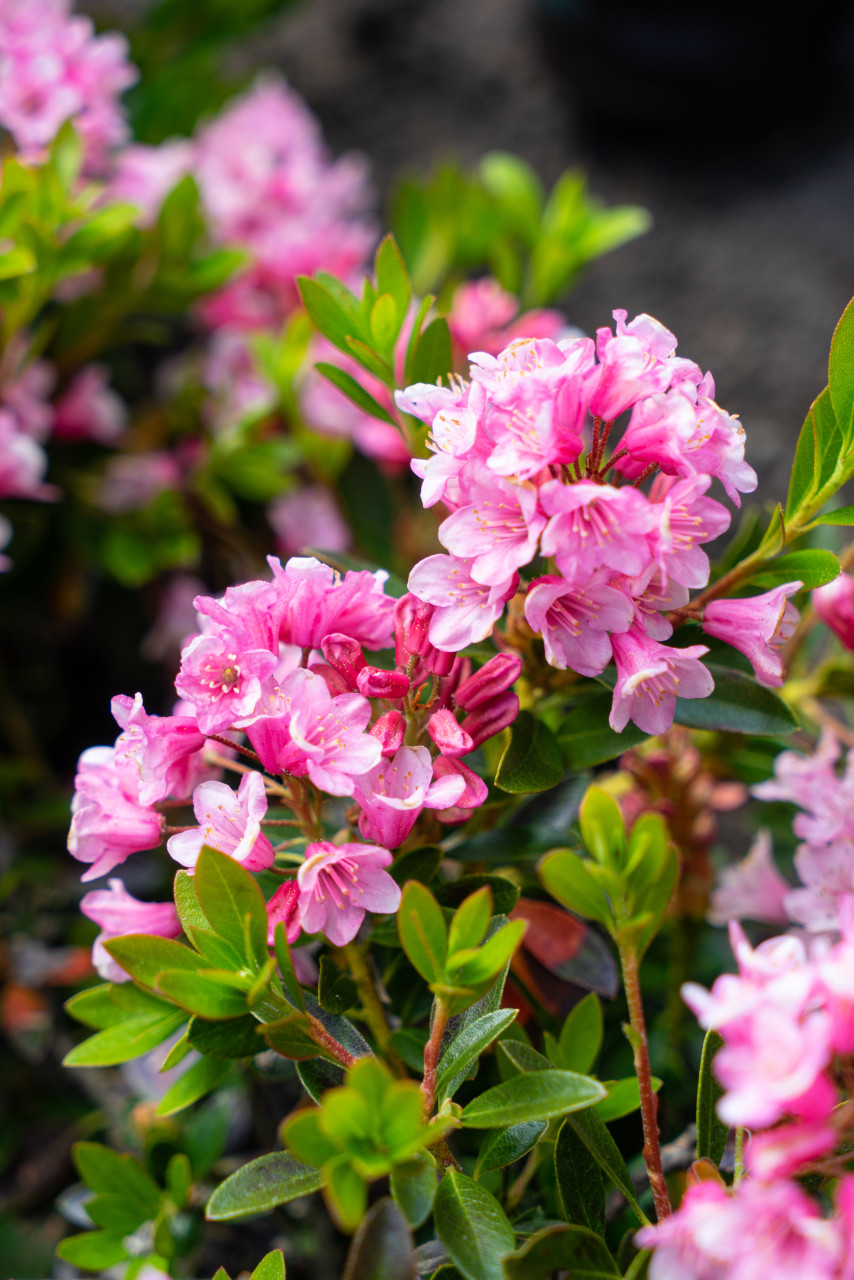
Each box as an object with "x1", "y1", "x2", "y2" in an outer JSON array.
[
  {"x1": 268, "y1": 486, "x2": 352, "y2": 559},
  {"x1": 175, "y1": 632, "x2": 279, "y2": 736},
  {"x1": 0, "y1": 409, "x2": 57, "y2": 500},
  {"x1": 747, "y1": 1119, "x2": 837, "y2": 1180},
  {"x1": 814, "y1": 572, "x2": 854, "y2": 650},
  {"x1": 53, "y1": 364, "x2": 127, "y2": 444},
  {"x1": 296, "y1": 841, "x2": 400, "y2": 946},
  {"x1": 590, "y1": 310, "x2": 699, "y2": 422},
  {"x1": 268, "y1": 555, "x2": 395, "y2": 651},
  {"x1": 454, "y1": 653, "x2": 521, "y2": 709},
  {"x1": 525, "y1": 573, "x2": 634, "y2": 675},
  {"x1": 167, "y1": 770, "x2": 274, "y2": 871},
  {"x1": 68, "y1": 746, "x2": 164, "y2": 881},
  {"x1": 438, "y1": 475, "x2": 546, "y2": 585},
  {"x1": 246, "y1": 668, "x2": 381, "y2": 796},
  {"x1": 540, "y1": 479, "x2": 653, "y2": 582},
  {"x1": 407, "y1": 554, "x2": 519, "y2": 651},
  {"x1": 110, "y1": 692, "x2": 209, "y2": 807},
  {"x1": 702, "y1": 583, "x2": 802, "y2": 688},
  {"x1": 646, "y1": 474, "x2": 731, "y2": 588},
  {"x1": 81, "y1": 878, "x2": 180, "y2": 983},
  {"x1": 427, "y1": 708, "x2": 474, "y2": 758},
  {"x1": 708, "y1": 829, "x2": 792, "y2": 926},
  {"x1": 459, "y1": 689, "x2": 520, "y2": 749},
  {"x1": 609, "y1": 627, "x2": 713, "y2": 735},
  {"x1": 353, "y1": 745, "x2": 466, "y2": 848},
  {"x1": 447, "y1": 276, "x2": 567, "y2": 357}
]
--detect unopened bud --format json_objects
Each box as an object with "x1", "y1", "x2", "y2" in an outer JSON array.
[
  {"x1": 308, "y1": 662, "x2": 351, "y2": 697},
  {"x1": 426, "y1": 646, "x2": 457, "y2": 677},
  {"x1": 266, "y1": 880, "x2": 301, "y2": 947},
  {"x1": 357, "y1": 666, "x2": 411, "y2": 700},
  {"x1": 369, "y1": 709, "x2": 406, "y2": 757},
  {"x1": 432, "y1": 755, "x2": 488, "y2": 809},
  {"x1": 394, "y1": 593, "x2": 434, "y2": 664},
  {"x1": 427, "y1": 708, "x2": 474, "y2": 758},
  {"x1": 455, "y1": 653, "x2": 522, "y2": 711},
  {"x1": 460, "y1": 690, "x2": 520, "y2": 748},
  {"x1": 321, "y1": 632, "x2": 366, "y2": 689}
]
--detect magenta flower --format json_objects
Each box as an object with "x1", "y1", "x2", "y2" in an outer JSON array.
[
  {"x1": 246, "y1": 668, "x2": 381, "y2": 796},
  {"x1": 407, "y1": 554, "x2": 518, "y2": 651},
  {"x1": 111, "y1": 692, "x2": 208, "y2": 807},
  {"x1": 708, "y1": 830, "x2": 791, "y2": 927},
  {"x1": 68, "y1": 746, "x2": 165, "y2": 882},
  {"x1": 702, "y1": 582, "x2": 802, "y2": 688},
  {"x1": 0, "y1": 409, "x2": 56, "y2": 501},
  {"x1": 609, "y1": 626, "x2": 713, "y2": 735},
  {"x1": 525, "y1": 573, "x2": 634, "y2": 675},
  {"x1": 438, "y1": 475, "x2": 546, "y2": 585},
  {"x1": 786, "y1": 841, "x2": 854, "y2": 933},
  {"x1": 175, "y1": 631, "x2": 278, "y2": 735},
  {"x1": 268, "y1": 555, "x2": 396, "y2": 651},
  {"x1": 447, "y1": 276, "x2": 565, "y2": 358},
  {"x1": 53, "y1": 365, "x2": 127, "y2": 444},
  {"x1": 646, "y1": 474, "x2": 731, "y2": 589},
  {"x1": 353, "y1": 745, "x2": 466, "y2": 848},
  {"x1": 540, "y1": 480, "x2": 653, "y2": 583},
  {"x1": 814, "y1": 572, "x2": 854, "y2": 650},
  {"x1": 81, "y1": 878, "x2": 180, "y2": 983},
  {"x1": 296, "y1": 841, "x2": 401, "y2": 946},
  {"x1": 266, "y1": 880, "x2": 301, "y2": 946},
  {"x1": 590, "y1": 310, "x2": 698, "y2": 422},
  {"x1": 166, "y1": 770, "x2": 274, "y2": 871},
  {"x1": 454, "y1": 653, "x2": 521, "y2": 709}
]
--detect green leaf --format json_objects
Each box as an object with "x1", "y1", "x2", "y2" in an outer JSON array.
[
  {"x1": 622, "y1": 1249, "x2": 652, "y2": 1279},
  {"x1": 503, "y1": 1223, "x2": 620, "y2": 1279},
  {"x1": 370, "y1": 292, "x2": 402, "y2": 355},
  {"x1": 434, "y1": 875, "x2": 520, "y2": 916},
  {"x1": 558, "y1": 994, "x2": 603, "y2": 1074},
  {"x1": 259, "y1": 1011, "x2": 324, "y2": 1061},
  {"x1": 819, "y1": 504, "x2": 854, "y2": 525},
  {"x1": 595, "y1": 1076, "x2": 661, "y2": 1124},
  {"x1": 786, "y1": 388, "x2": 837, "y2": 520},
  {"x1": 318, "y1": 954, "x2": 359, "y2": 1016},
  {"x1": 324, "y1": 1156, "x2": 367, "y2": 1233},
  {"x1": 409, "y1": 316, "x2": 453, "y2": 387},
  {"x1": 696, "y1": 1028, "x2": 728, "y2": 1166},
  {"x1": 554, "y1": 1120, "x2": 605, "y2": 1235},
  {"x1": 434, "y1": 1169, "x2": 515, "y2": 1280},
  {"x1": 156, "y1": 1054, "x2": 232, "y2": 1116},
  {"x1": 156, "y1": 970, "x2": 248, "y2": 1020},
  {"x1": 447, "y1": 886, "x2": 493, "y2": 957},
  {"x1": 345, "y1": 335, "x2": 395, "y2": 386},
  {"x1": 298, "y1": 276, "x2": 363, "y2": 353},
  {"x1": 375, "y1": 234, "x2": 412, "y2": 317},
  {"x1": 103, "y1": 934, "x2": 205, "y2": 988},
  {"x1": 495, "y1": 711, "x2": 564, "y2": 794},
  {"x1": 538, "y1": 850, "x2": 615, "y2": 930},
  {"x1": 189, "y1": 927, "x2": 244, "y2": 970},
  {"x1": 435, "y1": 1009, "x2": 518, "y2": 1102},
  {"x1": 56, "y1": 1231, "x2": 128, "y2": 1270},
  {"x1": 0, "y1": 246, "x2": 35, "y2": 280},
  {"x1": 496, "y1": 1039, "x2": 553, "y2": 1075},
  {"x1": 316, "y1": 362, "x2": 397, "y2": 425},
  {"x1": 403, "y1": 293, "x2": 437, "y2": 384},
  {"x1": 461, "y1": 1069, "x2": 605, "y2": 1128},
  {"x1": 250, "y1": 1251, "x2": 286, "y2": 1280},
  {"x1": 557, "y1": 695, "x2": 647, "y2": 769},
  {"x1": 206, "y1": 1152, "x2": 323, "y2": 1221},
  {"x1": 74, "y1": 1142, "x2": 160, "y2": 1214},
  {"x1": 390, "y1": 1152, "x2": 437, "y2": 1229},
  {"x1": 750, "y1": 548, "x2": 839, "y2": 590},
  {"x1": 451, "y1": 920, "x2": 527, "y2": 998},
  {"x1": 194, "y1": 845, "x2": 269, "y2": 968},
  {"x1": 274, "y1": 922, "x2": 306, "y2": 1014},
  {"x1": 343, "y1": 1197, "x2": 416, "y2": 1279},
  {"x1": 562, "y1": 1110, "x2": 649, "y2": 1224},
  {"x1": 829, "y1": 296, "x2": 854, "y2": 443},
  {"x1": 479, "y1": 152, "x2": 544, "y2": 246},
  {"x1": 390, "y1": 844, "x2": 443, "y2": 887},
  {"x1": 65, "y1": 984, "x2": 128, "y2": 1030},
  {"x1": 579, "y1": 787, "x2": 626, "y2": 869},
  {"x1": 63, "y1": 1010, "x2": 186, "y2": 1067},
  {"x1": 673, "y1": 664, "x2": 798, "y2": 736},
  {"x1": 474, "y1": 1121, "x2": 546, "y2": 1175},
  {"x1": 398, "y1": 881, "x2": 448, "y2": 983},
  {"x1": 174, "y1": 868, "x2": 209, "y2": 933},
  {"x1": 85, "y1": 1193, "x2": 147, "y2": 1233}
]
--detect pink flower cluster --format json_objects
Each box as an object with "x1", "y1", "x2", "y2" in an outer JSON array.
[
  {"x1": 641, "y1": 913, "x2": 854, "y2": 1279},
  {"x1": 0, "y1": 355, "x2": 57, "y2": 510},
  {"x1": 68, "y1": 556, "x2": 520, "y2": 957},
  {"x1": 0, "y1": 0, "x2": 136, "y2": 174},
  {"x1": 399, "y1": 313, "x2": 797, "y2": 735}
]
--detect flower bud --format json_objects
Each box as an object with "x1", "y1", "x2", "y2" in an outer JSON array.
[
  {"x1": 266, "y1": 880, "x2": 301, "y2": 946},
  {"x1": 369, "y1": 710, "x2": 406, "y2": 757},
  {"x1": 814, "y1": 574, "x2": 854, "y2": 650},
  {"x1": 308, "y1": 662, "x2": 351, "y2": 697},
  {"x1": 431, "y1": 755, "x2": 488, "y2": 809},
  {"x1": 394, "y1": 593, "x2": 434, "y2": 664},
  {"x1": 427, "y1": 708, "x2": 474, "y2": 758},
  {"x1": 321, "y1": 632, "x2": 366, "y2": 689},
  {"x1": 426, "y1": 646, "x2": 458, "y2": 677},
  {"x1": 454, "y1": 653, "x2": 522, "y2": 711},
  {"x1": 460, "y1": 689, "x2": 520, "y2": 748},
  {"x1": 357, "y1": 666, "x2": 411, "y2": 700}
]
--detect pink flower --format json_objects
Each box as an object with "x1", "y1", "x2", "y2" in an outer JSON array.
[
  {"x1": 407, "y1": 554, "x2": 519, "y2": 651},
  {"x1": 646, "y1": 474, "x2": 731, "y2": 589},
  {"x1": 447, "y1": 276, "x2": 566, "y2": 358},
  {"x1": 246, "y1": 668, "x2": 381, "y2": 796},
  {"x1": 96, "y1": 452, "x2": 181, "y2": 513},
  {"x1": 708, "y1": 830, "x2": 792, "y2": 926},
  {"x1": 590, "y1": 310, "x2": 699, "y2": 422},
  {"x1": 785, "y1": 841, "x2": 854, "y2": 933},
  {"x1": 0, "y1": 409, "x2": 56, "y2": 500},
  {"x1": 747, "y1": 1119, "x2": 837, "y2": 1180},
  {"x1": 353, "y1": 744, "x2": 466, "y2": 848},
  {"x1": 454, "y1": 653, "x2": 521, "y2": 709},
  {"x1": 68, "y1": 746, "x2": 164, "y2": 881},
  {"x1": 266, "y1": 880, "x2": 301, "y2": 946},
  {"x1": 752, "y1": 732, "x2": 844, "y2": 818},
  {"x1": 296, "y1": 840, "x2": 400, "y2": 945},
  {"x1": 525, "y1": 572, "x2": 634, "y2": 675},
  {"x1": 175, "y1": 632, "x2": 279, "y2": 736},
  {"x1": 540, "y1": 480, "x2": 653, "y2": 583},
  {"x1": 609, "y1": 626, "x2": 713, "y2": 735},
  {"x1": 104, "y1": 140, "x2": 194, "y2": 224},
  {"x1": 438, "y1": 475, "x2": 546, "y2": 584},
  {"x1": 81, "y1": 878, "x2": 180, "y2": 983},
  {"x1": 702, "y1": 583, "x2": 801, "y2": 688},
  {"x1": 268, "y1": 555, "x2": 396, "y2": 651},
  {"x1": 814, "y1": 572, "x2": 854, "y2": 650},
  {"x1": 268, "y1": 486, "x2": 352, "y2": 559},
  {"x1": 53, "y1": 364, "x2": 127, "y2": 444},
  {"x1": 167, "y1": 770, "x2": 274, "y2": 871},
  {"x1": 110, "y1": 693, "x2": 208, "y2": 807}
]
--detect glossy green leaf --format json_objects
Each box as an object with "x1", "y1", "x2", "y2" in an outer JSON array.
[
  {"x1": 408, "y1": 316, "x2": 453, "y2": 387},
  {"x1": 63, "y1": 1010, "x2": 186, "y2": 1067},
  {"x1": 390, "y1": 1152, "x2": 436, "y2": 1228},
  {"x1": 558, "y1": 994, "x2": 603, "y2": 1074},
  {"x1": 324, "y1": 1156, "x2": 368, "y2": 1233},
  {"x1": 390, "y1": 844, "x2": 442, "y2": 887},
  {"x1": 74, "y1": 1142, "x2": 160, "y2": 1214},
  {"x1": 189, "y1": 927, "x2": 244, "y2": 971},
  {"x1": 538, "y1": 850, "x2": 615, "y2": 930},
  {"x1": 434, "y1": 875, "x2": 520, "y2": 916},
  {"x1": 557, "y1": 695, "x2": 647, "y2": 769},
  {"x1": 206, "y1": 1152, "x2": 323, "y2": 1221},
  {"x1": 696, "y1": 1028, "x2": 728, "y2": 1165},
  {"x1": 829, "y1": 296, "x2": 854, "y2": 443},
  {"x1": 259, "y1": 1011, "x2": 324, "y2": 1061},
  {"x1": 398, "y1": 881, "x2": 447, "y2": 983},
  {"x1": 318, "y1": 954, "x2": 359, "y2": 1016},
  {"x1": 496, "y1": 1038, "x2": 553, "y2": 1075},
  {"x1": 56, "y1": 1231, "x2": 128, "y2": 1269},
  {"x1": 102, "y1": 934, "x2": 205, "y2": 988},
  {"x1": 495, "y1": 710, "x2": 563, "y2": 794},
  {"x1": 554, "y1": 1119, "x2": 605, "y2": 1235},
  {"x1": 622, "y1": 1249, "x2": 652, "y2": 1279},
  {"x1": 563, "y1": 1109, "x2": 648, "y2": 1224},
  {"x1": 156, "y1": 970, "x2": 248, "y2": 1020},
  {"x1": 65, "y1": 984, "x2": 128, "y2": 1030},
  {"x1": 316, "y1": 362, "x2": 397, "y2": 425},
  {"x1": 174, "y1": 868, "x2": 209, "y2": 934},
  {"x1": 434, "y1": 1169, "x2": 515, "y2": 1280},
  {"x1": 343, "y1": 1197, "x2": 417, "y2": 1279},
  {"x1": 579, "y1": 787, "x2": 626, "y2": 869},
  {"x1": 447, "y1": 886, "x2": 493, "y2": 957},
  {"x1": 194, "y1": 845, "x2": 269, "y2": 968},
  {"x1": 750, "y1": 548, "x2": 839, "y2": 590},
  {"x1": 786, "y1": 387, "x2": 834, "y2": 519},
  {"x1": 250, "y1": 1251, "x2": 286, "y2": 1280},
  {"x1": 274, "y1": 922, "x2": 306, "y2": 1014},
  {"x1": 370, "y1": 292, "x2": 401, "y2": 354},
  {"x1": 156, "y1": 1054, "x2": 232, "y2": 1116},
  {"x1": 595, "y1": 1076, "x2": 661, "y2": 1124},
  {"x1": 673, "y1": 664, "x2": 798, "y2": 735},
  {"x1": 819, "y1": 503, "x2": 854, "y2": 525},
  {"x1": 375, "y1": 234, "x2": 412, "y2": 320},
  {"x1": 474, "y1": 1121, "x2": 546, "y2": 1175},
  {"x1": 461, "y1": 1069, "x2": 605, "y2": 1128},
  {"x1": 435, "y1": 1008, "x2": 518, "y2": 1102},
  {"x1": 298, "y1": 276, "x2": 363, "y2": 353},
  {"x1": 503, "y1": 1223, "x2": 619, "y2": 1279}
]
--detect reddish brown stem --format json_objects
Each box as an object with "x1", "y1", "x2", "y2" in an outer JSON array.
[
  {"x1": 619, "y1": 944, "x2": 671, "y2": 1220},
  {"x1": 632, "y1": 462, "x2": 660, "y2": 488},
  {"x1": 420, "y1": 998, "x2": 449, "y2": 1118},
  {"x1": 205, "y1": 733, "x2": 260, "y2": 762}
]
